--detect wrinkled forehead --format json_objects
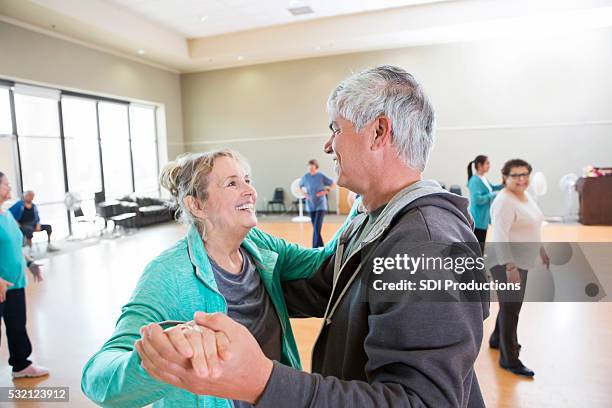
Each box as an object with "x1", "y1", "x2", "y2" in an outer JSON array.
[{"x1": 210, "y1": 156, "x2": 250, "y2": 181}]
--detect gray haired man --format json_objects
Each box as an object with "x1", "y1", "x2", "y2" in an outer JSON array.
[{"x1": 140, "y1": 66, "x2": 489, "y2": 407}]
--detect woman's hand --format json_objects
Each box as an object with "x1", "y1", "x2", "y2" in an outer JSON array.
[
  {"x1": 540, "y1": 246, "x2": 550, "y2": 270},
  {"x1": 0, "y1": 277, "x2": 14, "y2": 302},
  {"x1": 505, "y1": 263, "x2": 521, "y2": 284},
  {"x1": 136, "y1": 321, "x2": 230, "y2": 386}
]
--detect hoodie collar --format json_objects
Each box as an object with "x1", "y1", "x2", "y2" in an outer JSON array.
[{"x1": 341, "y1": 180, "x2": 462, "y2": 246}]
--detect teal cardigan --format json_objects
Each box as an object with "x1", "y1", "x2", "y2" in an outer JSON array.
[
  {"x1": 467, "y1": 175, "x2": 503, "y2": 230},
  {"x1": 81, "y1": 219, "x2": 353, "y2": 408}
]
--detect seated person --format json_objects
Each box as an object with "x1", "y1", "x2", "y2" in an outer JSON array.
[{"x1": 9, "y1": 191, "x2": 59, "y2": 252}]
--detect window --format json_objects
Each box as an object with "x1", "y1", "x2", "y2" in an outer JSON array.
[
  {"x1": 0, "y1": 87, "x2": 12, "y2": 135},
  {"x1": 62, "y1": 97, "x2": 102, "y2": 199},
  {"x1": 130, "y1": 105, "x2": 159, "y2": 196},
  {"x1": 14, "y1": 90, "x2": 69, "y2": 238},
  {"x1": 99, "y1": 102, "x2": 133, "y2": 199},
  {"x1": 3, "y1": 80, "x2": 161, "y2": 238}
]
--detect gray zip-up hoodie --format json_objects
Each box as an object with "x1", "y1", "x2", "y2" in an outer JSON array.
[{"x1": 257, "y1": 180, "x2": 490, "y2": 408}]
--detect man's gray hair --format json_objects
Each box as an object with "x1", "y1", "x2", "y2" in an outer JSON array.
[{"x1": 327, "y1": 65, "x2": 435, "y2": 171}]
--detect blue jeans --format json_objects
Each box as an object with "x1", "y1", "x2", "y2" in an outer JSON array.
[{"x1": 309, "y1": 210, "x2": 326, "y2": 248}]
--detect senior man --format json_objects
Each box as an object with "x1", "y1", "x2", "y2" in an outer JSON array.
[{"x1": 137, "y1": 66, "x2": 489, "y2": 407}]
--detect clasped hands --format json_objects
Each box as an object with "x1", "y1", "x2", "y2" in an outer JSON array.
[{"x1": 135, "y1": 312, "x2": 273, "y2": 404}]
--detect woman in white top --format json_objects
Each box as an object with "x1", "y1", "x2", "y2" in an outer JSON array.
[{"x1": 489, "y1": 159, "x2": 550, "y2": 378}]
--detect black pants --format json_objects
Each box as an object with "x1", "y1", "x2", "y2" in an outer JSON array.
[
  {"x1": 0, "y1": 289, "x2": 33, "y2": 372},
  {"x1": 489, "y1": 265, "x2": 528, "y2": 368},
  {"x1": 474, "y1": 228, "x2": 487, "y2": 253},
  {"x1": 309, "y1": 210, "x2": 325, "y2": 248},
  {"x1": 20, "y1": 223, "x2": 52, "y2": 241}
]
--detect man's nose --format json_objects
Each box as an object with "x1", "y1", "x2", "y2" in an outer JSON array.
[{"x1": 324, "y1": 135, "x2": 334, "y2": 154}]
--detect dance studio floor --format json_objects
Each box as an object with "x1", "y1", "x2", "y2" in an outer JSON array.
[{"x1": 1, "y1": 219, "x2": 611, "y2": 407}]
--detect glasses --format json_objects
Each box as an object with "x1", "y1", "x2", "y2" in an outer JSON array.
[
  {"x1": 328, "y1": 123, "x2": 340, "y2": 136},
  {"x1": 508, "y1": 173, "x2": 531, "y2": 180}
]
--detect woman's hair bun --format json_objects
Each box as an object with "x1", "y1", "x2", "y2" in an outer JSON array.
[{"x1": 159, "y1": 161, "x2": 182, "y2": 198}]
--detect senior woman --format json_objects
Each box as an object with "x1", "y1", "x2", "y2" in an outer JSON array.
[
  {"x1": 489, "y1": 158, "x2": 550, "y2": 378},
  {"x1": 81, "y1": 149, "x2": 352, "y2": 407}
]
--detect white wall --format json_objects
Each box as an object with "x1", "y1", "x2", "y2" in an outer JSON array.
[
  {"x1": 0, "y1": 21, "x2": 185, "y2": 165},
  {"x1": 181, "y1": 27, "x2": 612, "y2": 216}
]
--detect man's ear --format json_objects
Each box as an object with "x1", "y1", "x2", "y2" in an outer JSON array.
[
  {"x1": 183, "y1": 196, "x2": 207, "y2": 220},
  {"x1": 371, "y1": 115, "x2": 392, "y2": 151}
]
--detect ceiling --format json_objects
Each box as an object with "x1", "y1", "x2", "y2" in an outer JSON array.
[
  {"x1": 1, "y1": 0, "x2": 612, "y2": 73},
  {"x1": 105, "y1": 0, "x2": 446, "y2": 38}
]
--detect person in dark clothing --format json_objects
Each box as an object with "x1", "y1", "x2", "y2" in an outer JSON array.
[
  {"x1": 300, "y1": 159, "x2": 335, "y2": 247},
  {"x1": 9, "y1": 190, "x2": 59, "y2": 252},
  {"x1": 136, "y1": 66, "x2": 490, "y2": 407}
]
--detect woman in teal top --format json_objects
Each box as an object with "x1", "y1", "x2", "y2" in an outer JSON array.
[
  {"x1": 0, "y1": 171, "x2": 47, "y2": 378},
  {"x1": 81, "y1": 150, "x2": 355, "y2": 408},
  {"x1": 466, "y1": 155, "x2": 503, "y2": 249}
]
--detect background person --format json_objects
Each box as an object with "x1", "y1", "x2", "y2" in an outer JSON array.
[
  {"x1": 489, "y1": 158, "x2": 550, "y2": 377},
  {"x1": 300, "y1": 159, "x2": 335, "y2": 247},
  {"x1": 9, "y1": 190, "x2": 59, "y2": 252},
  {"x1": 0, "y1": 171, "x2": 48, "y2": 378},
  {"x1": 467, "y1": 155, "x2": 503, "y2": 250}
]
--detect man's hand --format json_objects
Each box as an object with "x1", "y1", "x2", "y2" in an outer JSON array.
[
  {"x1": 0, "y1": 278, "x2": 14, "y2": 302},
  {"x1": 138, "y1": 313, "x2": 273, "y2": 404},
  {"x1": 35, "y1": 224, "x2": 42, "y2": 232},
  {"x1": 192, "y1": 312, "x2": 273, "y2": 404}
]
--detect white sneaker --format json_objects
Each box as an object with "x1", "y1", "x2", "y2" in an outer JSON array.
[
  {"x1": 12, "y1": 364, "x2": 50, "y2": 378},
  {"x1": 46, "y1": 244, "x2": 60, "y2": 252}
]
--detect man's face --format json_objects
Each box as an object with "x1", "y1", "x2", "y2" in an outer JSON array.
[
  {"x1": 308, "y1": 164, "x2": 318, "y2": 174},
  {"x1": 25, "y1": 191, "x2": 34, "y2": 203},
  {"x1": 324, "y1": 116, "x2": 372, "y2": 192}
]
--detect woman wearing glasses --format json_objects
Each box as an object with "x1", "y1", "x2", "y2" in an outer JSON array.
[{"x1": 488, "y1": 159, "x2": 550, "y2": 377}]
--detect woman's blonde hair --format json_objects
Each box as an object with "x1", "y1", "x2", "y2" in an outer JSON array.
[{"x1": 159, "y1": 149, "x2": 250, "y2": 233}]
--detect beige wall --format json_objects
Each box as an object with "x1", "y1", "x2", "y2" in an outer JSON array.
[
  {"x1": 181, "y1": 27, "x2": 612, "y2": 216},
  {"x1": 0, "y1": 21, "x2": 184, "y2": 162}
]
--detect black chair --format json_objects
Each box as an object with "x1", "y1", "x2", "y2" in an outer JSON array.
[
  {"x1": 449, "y1": 184, "x2": 463, "y2": 196},
  {"x1": 94, "y1": 191, "x2": 106, "y2": 206},
  {"x1": 266, "y1": 188, "x2": 287, "y2": 214}
]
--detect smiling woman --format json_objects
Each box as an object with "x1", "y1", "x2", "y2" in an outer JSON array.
[{"x1": 81, "y1": 148, "x2": 353, "y2": 408}]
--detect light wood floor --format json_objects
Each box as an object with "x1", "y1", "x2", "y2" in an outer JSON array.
[{"x1": 1, "y1": 220, "x2": 611, "y2": 407}]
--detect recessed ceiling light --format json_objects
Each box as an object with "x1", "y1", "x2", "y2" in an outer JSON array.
[
  {"x1": 200, "y1": 15, "x2": 209, "y2": 22},
  {"x1": 289, "y1": 0, "x2": 300, "y2": 6},
  {"x1": 237, "y1": 55, "x2": 244, "y2": 61},
  {"x1": 288, "y1": 6, "x2": 314, "y2": 16},
  {"x1": 137, "y1": 49, "x2": 145, "y2": 55}
]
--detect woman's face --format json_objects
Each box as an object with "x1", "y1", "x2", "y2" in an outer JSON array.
[
  {"x1": 477, "y1": 160, "x2": 490, "y2": 174},
  {"x1": 504, "y1": 166, "x2": 531, "y2": 194},
  {"x1": 201, "y1": 156, "x2": 257, "y2": 234},
  {"x1": 0, "y1": 175, "x2": 11, "y2": 203}
]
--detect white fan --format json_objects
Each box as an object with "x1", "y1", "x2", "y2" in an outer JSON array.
[
  {"x1": 530, "y1": 172, "x2": 548, "y2": 201},
  {"x1": 559, "y1": 173, "x2": 579, "y2": 222},
  {"x1": 64, "y1": 192, "x2": 81, "y2": 211},
  {"x1": 290, "y1": 178, "x2": 310, "y2": 223}
]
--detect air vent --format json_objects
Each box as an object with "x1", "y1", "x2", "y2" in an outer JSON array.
[{"x1": 288, "y1": 6, "x2": 314, "y2": 16}]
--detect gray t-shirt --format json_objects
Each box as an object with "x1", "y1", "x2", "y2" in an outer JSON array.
[{"x1": 208, "y1": 247, "x2": 282, "y2": 408}]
